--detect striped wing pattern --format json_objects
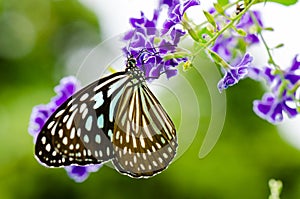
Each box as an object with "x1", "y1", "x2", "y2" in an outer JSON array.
[
  {"x1": 35, "y1": 58, "x2": 177, "y2": 178},
  {"x1": 112, "y1": 83, "x2": 177, "y2": 178}
]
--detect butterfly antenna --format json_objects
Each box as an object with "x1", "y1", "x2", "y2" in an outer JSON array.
[{"x1": 125, "y1": 29, "x2": 138, "y2": 58}]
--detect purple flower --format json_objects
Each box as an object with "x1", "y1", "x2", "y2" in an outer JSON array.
[
  {"x1": 28, "y1": 104, "x2": 55, "y2": 142},
  {"x1": 236, "y1": 11, "x2": 263, "y2": 44},
  {"x1": 162, "y1": 0, "x2": 200, "y2": 32},
  {"x1": 123, "y1": 0, "x2": 200, "y2": 80},
  {"x1": 218, "y1": 53, "x2": 253, "y2": 92},
  {"x1": 28, "y1": 76, "x2": 102, "y2": 182},
  {"x1": 250, "y1": 55, "x2": 300, "y2": 123},
  {"x1": 253, "y1": 93, "x2": 297, "y2": 124},
  {"x1": 211, "y1": 36, "x2": 238, "y2": 63},
  {"x1": 212, "y1": 10, "x2": 263, "y2": 63},
  {"x1": 65, "y1": 165, "x2": 102, "y2": 183}
]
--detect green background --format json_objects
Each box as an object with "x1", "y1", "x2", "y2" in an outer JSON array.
[{"x1": 1, "y1": 0, "x2": 300, "y2": 198}]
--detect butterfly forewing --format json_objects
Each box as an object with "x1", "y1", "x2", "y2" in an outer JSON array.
[
  {"x1": 112, "y1": 81, "x2": 177, "y2": 178},
  {"x1": 35, "y1": 72, "x2": 130, "y2": 167}
]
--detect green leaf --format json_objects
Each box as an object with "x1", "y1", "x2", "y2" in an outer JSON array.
[
  {"x1": 273, "y1": 43, "x2": 284, "y2": 49},
  {"x1": 208, "y1": 50, "x2": 223, "y2": 65},
  {"x1": 257, "y1": 0, "x2": 298, "y2": 6},
  {"x1": 203, "y1": 11, "x2": 217, "y2": 29},
  {"x1": 236, "y1": 28, "x2": 247, "y2": 36},
  {"x1": 231, "y1": 26, "x2": 247, "y2": 37},
  {"x1": 213, "y1": 3, "x2": 225, "y2": 15},
  {"x1": 217, "y1": 0, "x2": 229, "y2": 6},
  {"x1": 264, "y1": 27, "x2": 274, "y2": 31},
  {"x1": 163, "y1": 52, "x2": 190, "y2": 61}
]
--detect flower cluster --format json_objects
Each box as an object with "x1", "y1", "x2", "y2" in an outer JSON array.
[
  {"x1": 202, "y1": 8, "x2": 264, "y2": 93},
  {"x1": 28, "y1": 76, "x2": 102, "y2": 182},
  {"x1": 248, "y1": 55, "x2": 300, "y2": 123},
  {"x1": 211, "y1": 10, "x2": 263, "y2": 63},
  {"x1": 122, "y1": 0, "x2": 200, "y2": 79}
]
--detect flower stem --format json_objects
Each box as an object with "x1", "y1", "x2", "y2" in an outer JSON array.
[{"x1": 249, "y1": 11, "x2": 280, "y2": 69}]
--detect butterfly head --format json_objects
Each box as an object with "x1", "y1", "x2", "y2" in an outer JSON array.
[
  {"x1": 125, "y1": 55, "x2": 146, "y2": 83},
  {"x1": 126, "y1": 55, "x2": 137, "y2": 69}
]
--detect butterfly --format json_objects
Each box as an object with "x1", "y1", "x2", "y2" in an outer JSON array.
[{"x1": 35, "y1": 53, "x2": 177, "y2": 178}]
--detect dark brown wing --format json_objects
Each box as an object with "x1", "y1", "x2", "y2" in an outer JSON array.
[{"x1": 112, "y1": 82, "x2": 177, "y2": 178}]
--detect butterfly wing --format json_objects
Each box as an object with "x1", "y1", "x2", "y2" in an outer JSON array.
[
  {"x1": 35, "y1": 72, "x2": 130, "y2": 167},
  {"x1": 112, "y1": 82, "x2": 177, "y2": 178}
]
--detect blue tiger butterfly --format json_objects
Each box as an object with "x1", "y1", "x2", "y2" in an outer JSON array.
[{"x1": 35, "y1": 53, "x2": 177, "y2": 178}]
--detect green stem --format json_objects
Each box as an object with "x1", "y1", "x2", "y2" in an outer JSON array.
[
  {"x1": 249, "y1": 11, "x2": 280, "y2": 69},
  {"x1": 288, "y1": 81, "x2": 300, "y2": 95},
  {"x1": 278, "y1": 80, "x2": 289, "y2": 98},
  {"x1": 260, "y1": 32, "x2": 280, "y2": 69}
]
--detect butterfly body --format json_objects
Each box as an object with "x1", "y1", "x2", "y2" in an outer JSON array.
[{"x1": 35, "y1": 56, "x2": 177, "y2": 178}]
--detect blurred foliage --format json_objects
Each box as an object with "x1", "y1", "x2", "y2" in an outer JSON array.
[
  {"x1": 0, "y1": 0, "x2": 100, "y2": 87},
  {"x1": 259, "y1": 0, "x2": 298, "y2": 6},
  {"x1": 1, "y1": 1, "x2": 300, "y2": 199}
]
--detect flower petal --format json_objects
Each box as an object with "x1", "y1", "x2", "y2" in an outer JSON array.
[
  {"x1": 235, "y1": 53, "x2": 253, "y2": 68},
  {"x1": 65, "y1": 165, "x2": 102, "y2": 183},
  {"x1": 253, "y1": 93, "x2": 278, "y2": 123},
  {"x1": 218, "y1": 71, "x2": 237, "y2": 92},
  {"x1": 182, "y1": 0, "x2": 200, "y2": 14},
  {"x1": 218, "y1": 53, "x2": 252, "y2": 92},
  {"x1": 289, "y1": 54, "x2": 300, "y2": 71}
]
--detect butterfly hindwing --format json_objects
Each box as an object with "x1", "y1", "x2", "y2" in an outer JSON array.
[
  {"x1": 112, "y1": 82, "x2": 177, "y2": 178},
  {"x1": 35, "y1": 72, "x2": 129, "y2": 167}
]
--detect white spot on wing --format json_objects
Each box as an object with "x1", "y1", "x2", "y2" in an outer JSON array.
[
  {"x1": 66, "y1": 108, "x2": 78, "y2": 129},
  {"x1": 79, "y1": 103, "x2": 87, "y2": 113},
  {"x1": 82, "y1": 108, "x2": 88, "y2": 119},
  {"x1": 62, "y1": 137, "x2": 68, "y2": 145},
  {"x1": 140, "y1": 138, "x2": 145, "y2": 148},
  {"x1": 47, "y1": 121, "x2": 55, "y2": 129},
  {"x1": 85, "y1": 116, "x2": 93, "y2": 131},
  {"x1": 70, "y1": 127, "x2": 75, "y2": 139},
  {"x1": 108, "y1": 129, "x2": 113, "y2": 140},
  {"x1": 51, "y1": 123, "x2": 58, "y2": 136},
  {"x1": 95, "y1": 134, "x2": 101, "y2": 144},
  {"x1": 41, "y1": 136, "x2": 46, "y2": 145},
  {"x1": 92, "y1": 92, "x2": 104, "y2": 109},
  {"x1": 80, "y1": 93, "x2": 89, "y2": 101},
  {"x1": 83, "y1": 134, "x2": 89, "y2": 143},
  {"x1": 58, "y1": 129, "x2": 63, "y2": 138},
  {"x1": 106, "y1": 147, "x2": 110, "y2": 156},
  {"x1": 97, "y1": 115, "x2": 104, "y2": 128},
  {"x1": 63, "y1": 115, "x2": 69, "y2": 123},
  {"x1": 55, "y1": 109, "x2": 65, "y2": 118},
  {"x1": 46, "y1": 144, "x2": 51, "y2": 152},
  {"x1": 69, "y1": 104, "x2": 78, "y2": 112}
]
